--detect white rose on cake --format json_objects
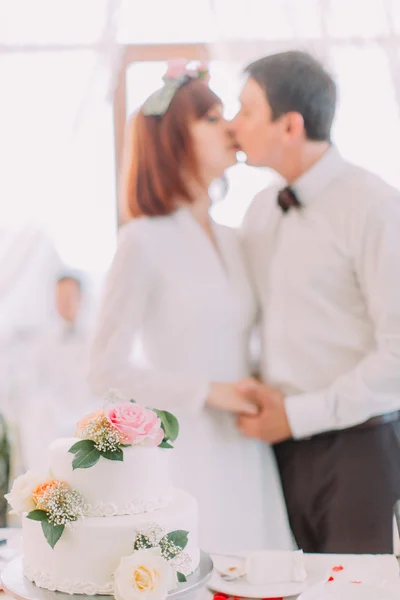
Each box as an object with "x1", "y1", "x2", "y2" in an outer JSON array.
[
  {"x1": 114, "y1": 548, "x2": 177, "y2": 600},
  {"x1": 5, "y1": 470, "x2": 46, "y2": 515}
]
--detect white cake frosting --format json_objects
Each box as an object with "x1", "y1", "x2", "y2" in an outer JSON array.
[
  {"x1": 50, "y1": 438, "x2": 173, "y2": 516},
  {"x1": 23, "y1": 489, "x2": 200, "y2": 595}
]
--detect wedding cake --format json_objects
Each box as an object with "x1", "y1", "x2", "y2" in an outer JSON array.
[{"x1": 6, "y1": 394, "x2": 200, "y2": 598}]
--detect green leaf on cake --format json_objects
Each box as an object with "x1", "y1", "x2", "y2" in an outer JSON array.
[
  {"x1": 166, "y1": 530, "x2": 189, "y2": 550},
  {"x1": 158, "y1": 441, "x2": 174, "y2": 449},
  {"x1": 69, "y1": 438, "x2": 102, "y2": 469},
  {"x1": 26, "y1": 509, "x2": 48, "y2": 522},
  {"x1": 154, "y1": 409, "x2": 179, "y2": 444},
  {"x1": 69, "y1": 439, "x2": 96, "y2": 453},
  {"x1": 41, "y1": 521, "x2": 64, "y2": 549},
  {"x1": 159, "y1": 530, "x2": 189, "y2": 560},
  {"x1": 129, "y1": 399, "x2": 136, "y2": 403},
  {"x1": 71, "y1": 446, "x2": 101, "y2": 470},
  {"x1": 177, "y1": 572, "x2": 187, "y2": 583},
  {"x1": 101, "y1": 447, "x2": 124, "y2": 461}
]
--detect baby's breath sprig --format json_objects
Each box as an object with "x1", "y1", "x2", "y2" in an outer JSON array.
[{"x1": 27, "y1": 480, "x2": 85, "y2": 548}]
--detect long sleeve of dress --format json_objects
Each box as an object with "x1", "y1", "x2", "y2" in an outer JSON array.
[{"x1": 88, "y1": 222, "x2": 209, "y2": 414}]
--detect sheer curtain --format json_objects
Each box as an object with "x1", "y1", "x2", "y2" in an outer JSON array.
[{"x1": 0, "y1": 0, "x2": 120, "y2": 336}]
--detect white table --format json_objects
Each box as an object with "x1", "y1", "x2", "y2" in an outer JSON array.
[
  {"x1": 1, "y1": 529, "x2": 399, "y2": 600},
  {"x1": 209, "y1": 553, "x2": 400, "y2": 600}
]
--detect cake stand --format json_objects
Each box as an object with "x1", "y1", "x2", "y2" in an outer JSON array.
[{"x1": 1, "y1": 552, "x2": 213, "y2": 600}]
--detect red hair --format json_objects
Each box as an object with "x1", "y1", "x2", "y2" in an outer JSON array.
[{"x1": 120, "y1": 80, "x2": 221, "y2": 219}]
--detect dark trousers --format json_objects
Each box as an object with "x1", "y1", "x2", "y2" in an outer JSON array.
[{"x1": 274, "y1": 421, "x2": 400, "y2": 554}]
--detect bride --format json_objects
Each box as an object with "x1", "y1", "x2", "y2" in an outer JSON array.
[{"x1": 89, "y1": 60, "x2": 292, "y2": 553}]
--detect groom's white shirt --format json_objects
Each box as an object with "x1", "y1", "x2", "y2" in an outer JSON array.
[{"x1": 242, "y1": 145, "x2": 400, "y2": 439}]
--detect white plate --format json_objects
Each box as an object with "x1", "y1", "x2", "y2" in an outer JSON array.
[
  {"x1": 208, "y1": 554, "x2": 307, "y2": 599},
  {"x1": 208, "y1": 571, "x2": 307, "y2": 599}
]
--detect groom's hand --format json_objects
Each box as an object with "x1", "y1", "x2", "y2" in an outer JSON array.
[{"x1": 236, "y1": 378, "x2": 292, "y2": 444}]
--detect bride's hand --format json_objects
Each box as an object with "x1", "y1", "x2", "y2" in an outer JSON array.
[{"x1": 207, "y1": 382, "x2": 259, "y2": 415}]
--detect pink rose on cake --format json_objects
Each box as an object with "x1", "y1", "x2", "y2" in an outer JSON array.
[
  {"x1": 69, "y1": 393, "x2": 179, "y2": 469},
  {"x1": 104, "y1": 402, "x2": 164, "y2": 447}
]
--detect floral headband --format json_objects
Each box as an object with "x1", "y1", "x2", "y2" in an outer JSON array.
[{"x1": 142, "y1": 59, "x2": 210, "y2": 118}]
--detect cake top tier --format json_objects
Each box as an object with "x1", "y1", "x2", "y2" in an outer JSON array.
[
  {"x1": 68, "y1": 391, "x2": 179, "y2": 470},
  {"x1": 5, "y1": 391, "x2": 180, "y2": 548}
]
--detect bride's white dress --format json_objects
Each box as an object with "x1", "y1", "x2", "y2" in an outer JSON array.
[{"x1": 89, "y1": 207, "x2": 292, "y2": 553}]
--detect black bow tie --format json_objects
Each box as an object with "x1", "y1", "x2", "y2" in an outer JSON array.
[{"x1": 277, "y1": 186, "x2": 302, "y2": 213}]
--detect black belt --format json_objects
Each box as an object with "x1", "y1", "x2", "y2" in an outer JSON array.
[
  {"x1": 304, "y1": 411, "x2": 400, "y2": 441},
  {"x1": 351, "y1": 411, "x2": 400, "y2": 431}
]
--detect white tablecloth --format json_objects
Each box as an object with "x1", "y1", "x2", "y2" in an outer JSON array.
[{"x1": 1, "y1": 528, "x2": 399, "y2": 600}]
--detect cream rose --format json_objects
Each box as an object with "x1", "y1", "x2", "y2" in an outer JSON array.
[
  {"x1": 5, "y1": 470, "x2": 46, "y2": 515},
  {"x1": 114, "y1": 549, "x2": 176, "y2": 600}
]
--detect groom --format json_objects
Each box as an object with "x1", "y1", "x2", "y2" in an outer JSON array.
[{"x1": 231, "y1": 50, "x2": 400, "y2": 554}]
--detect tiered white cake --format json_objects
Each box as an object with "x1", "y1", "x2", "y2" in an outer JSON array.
[{"x1": 6, "y1": 398, "x2": 200, "y2": 597}]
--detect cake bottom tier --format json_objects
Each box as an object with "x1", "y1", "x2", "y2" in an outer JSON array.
[{"x1": 22, "y1": 489, "x2": 199, "y2": 595}]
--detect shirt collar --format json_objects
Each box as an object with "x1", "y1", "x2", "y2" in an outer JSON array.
[{"x1": 291, "y1": 145, "x2": 347, "y2": 205}]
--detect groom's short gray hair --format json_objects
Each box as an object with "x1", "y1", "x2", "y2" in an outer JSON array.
[{"x1": 245, "y1": 51, "x2": 336, "y2": 142}]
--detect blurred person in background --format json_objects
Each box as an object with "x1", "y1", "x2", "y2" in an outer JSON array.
[
  {"x1": 54, "y1": 274, "x2": 83, "y2": 335},
  {"x1": 5, "y1": 272, "x2": 100, "y2": 473}
]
